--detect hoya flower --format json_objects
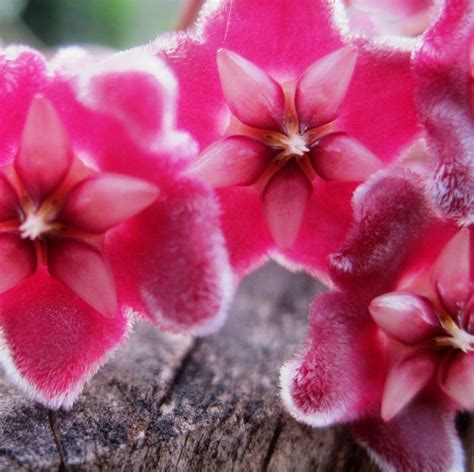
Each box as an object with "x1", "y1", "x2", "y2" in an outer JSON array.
[
  {"x1": 0, "y1": 46, "x2": 231, "y2": 408},
  {"x1": 281, "y1": 169, "x2": 468, "y2": 471},
  {"x1": 151, "y1": 0, "x2": 418, "y2": 281},
  {"x1": 413, "y1": 0, "x2": 474, "y2": 225}
]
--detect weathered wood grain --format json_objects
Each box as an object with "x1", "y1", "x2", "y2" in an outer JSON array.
[{"x1": 0, "y1": 263, "x2": 472, "y2": 471}]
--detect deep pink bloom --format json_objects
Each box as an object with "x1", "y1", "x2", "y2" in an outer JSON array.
[
  {"x1": 151, "y1": 0, "x2": 418, "y2": 281},
  {"x1": 280, "y1": 169, "x2": 469, "y2": 471},
  {"x1": 0, "y1": 46, "x2": 232, "y2": 408}
]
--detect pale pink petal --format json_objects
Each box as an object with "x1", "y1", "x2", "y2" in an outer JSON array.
[
  {"x1": 309, "y1": 132, "x2": 383, "y2": 181},
  {"x1": 296, "y1": 46, "x2": 358, "y2": 130},
  {"x1": 15, "y1": 95, "x2": 72, "y2": 202},
  {"x1": 187, "y1": 136, "x2": 273, "y2": 187},
  {"x1": 440, "y1": 352, "x2": 474, "y2": 410},
  {"x1": 0, "y1": 234, "x2": 36, "y2": 293},
  {"x1": 354, "y1": 394, "x2": 463, "y2": 472},
  {"x1": 0, "y1": 268, "x2": 128, "y2": 409},
  {"x1": 431, "y1": 228, "x2": 472, "y2": 316},
  {"x1": 0, "y1": 174, "x2": 21, "y2": 222},
  {"x1": 217, "y1": 49, "x2": 285, "y2": 131},
  {"x1": 369, "y1": 291, "x2": 440, "y2": 345},
  {"x1": 107, "y1": 176, "x2": 233, "y2": 335},
  {"x1": 262, "y1": 166, "x2": 312, "y2": 250},
  {"x1": 47, "y1": 238, "x2": 117, "y2": 317},
  {"x1": 381, "y1": 351, "x2": 438, "y2": 421},
  {"x1": 281, "y1": 292, "x2": 386, "y2": 426},
  {"x1": 60, "y1": 174, "x2": 158, "y2": 233}
]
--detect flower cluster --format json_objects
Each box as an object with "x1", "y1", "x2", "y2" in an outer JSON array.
[{"x1": 0, "y1": 0, "x2": 472, "y2": 470}]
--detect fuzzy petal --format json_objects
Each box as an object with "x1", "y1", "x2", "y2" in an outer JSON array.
[
  {"x1": 381, "y1": 351, "x2": 437, "y2": 421},
  {"x1": 60, "y1": 174, "x2": 159, "y2": 233},
  {"x1": 187, "y1": 136, "x2": 273, "y2": 187},
  {"x1": 47, "y1": 238, "x2": 117, "y2": 317},
  {"x1": 108, "y1": 176, "x2": 233, "y2": 335},
  {"x1": 0, "y1": 174, "x2": 21, "y2": 222},
  {"x1": 0, "y1": 234, "x2": 36, "y2": 293},
  {"x1": 440, "y1": 352, "x2": 474, "y2": 410},
  {"x1": 281, "y1": 292, "x2": 386, "y2": 426},
  {"x1": 0, "y1": 269, "x2": 128, "y2": 409},
  {"x1": 309, "y1": 132, "x2": 383, "y2": 181},
  {"x1": 15, "y1": 95, "x2": 72, "y2": 202},
  {"x1": 217, "y1": 49, "x2": 285, "y2": 131},
  {"x1": 369, "y1": 291, "x2": 440, "y2": 345},
  {"x1": 262, "y1": 166, "x2": 312, "y2": 250},
  {"x1": 296, "y1": 46, "x2": 358, "y2": 130},
  {"x1": 354, "y1": 394, "x2": 463, "y2": 472}
]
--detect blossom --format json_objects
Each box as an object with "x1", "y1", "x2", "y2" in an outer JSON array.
[
  {"x1": 151, "y1": 0, "x2": 418, "y2": 281},
  {"x1": 0, "y1": 46, "x2": 232, "y2": 408},
  {"x1": 280, "y1": 169, "x2": 468, "y2": 471}
]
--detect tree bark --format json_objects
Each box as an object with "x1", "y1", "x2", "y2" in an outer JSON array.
[{"x1": 0, "y1": 263, "x2": 472, "y2": 471}]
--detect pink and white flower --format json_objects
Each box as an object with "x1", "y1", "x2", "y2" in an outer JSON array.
[
  {"x1": 151, "y1": 0, "x2": 419, "y2": 282},
  {"x1": 0, "y1": 46, "x2": 232, "y2": 408}
]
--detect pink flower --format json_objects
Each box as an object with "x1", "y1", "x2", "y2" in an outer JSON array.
[
  {"x1": 151, "y1": 0, "x2": 418, "y2": 281},
  {"x1": 0, "y1": 46, "x2": 232, "y2": 408},
  {"x1": 280, "y1": 169, "x2": 468, "y2": 471},
  {"x1": 413, "y1": 0, "x2": 474, "y2": 225}
]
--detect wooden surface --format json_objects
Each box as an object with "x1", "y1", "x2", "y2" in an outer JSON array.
[{"x1": 0, "y1": 263, "x2": 472, "y2": 471}]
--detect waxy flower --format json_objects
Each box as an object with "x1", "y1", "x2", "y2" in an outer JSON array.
[
  {"x1": 281, "y1": 169, "x2": 468, "y2": 471},
  {"x1": 0, "y1": 46, "x2": 232, "y2": 408},
  {"x1": 152, "y1": 0, "x2": 418, "y2": 281}
]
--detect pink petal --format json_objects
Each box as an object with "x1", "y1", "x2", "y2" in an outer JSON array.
[
  {"x1": 216, "y1": 48, "x2": 285, "y2": 131},
  {"x1": 187, "y1": 136, "x2": 273, "y2": 187},
  {"x1": 262, "y1": 165, "x2": 312, "y2": 250},
  {"x1": 309, "y1": 132, "x2": 383, "y2": 181},
  {"x1": 0, "y1": 268, "x2": 128, "y2": 409},
  {"x1": 381, "y1": 351, "x2": 437, "y2": 421},
  {"x1": 0, "y1": 234, "x2": 36, "y2": 293},
  {"x1": 440, "y1": 352, "x2": 474, "y2": 410},
  {"x1": 60, "y1": 174, "x2": 159, "y2": 233},
  {"x1": 0, "y1": 174, "x2": 20, "y2": 222},
  {"x1": 354, "y1": 393, "x2": 463, "y2": 472},
  {"x1": 281, "y1": 292, "x2": 386, "y2": 426},
  {"x1": 47, "y1": 238, "x2": 117, "y2": 317},
  {"x1": 107, "y1": 176, "x2": 233, "y2": 335},
  {"x1": 431, "y1": 229, "x2": 472, "y2": 316},
  {"x1": 369, "y1": 291, "x2": 440, "y2": 345},
  {"x1": 296, "y1": 46, "x2": 358, "y2": 130},
  {"x1": 15, "y1": 95, "x2": 72, "y2": 202}
]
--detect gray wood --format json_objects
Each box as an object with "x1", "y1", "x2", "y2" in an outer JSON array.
[{"x1": 0, "y1": 263, "x2": 472, "y2": 471}]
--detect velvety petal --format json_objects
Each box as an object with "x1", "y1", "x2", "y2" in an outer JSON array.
[
  {"x1": 381, "y1": 351, "x2": 438, "y2": 421},
  {"x1": 309, "y1": 132, "x2": 383, "y2": 181},
  {"x1": 216, "y1": 49, "x2": 285, "y2": 131},
  {"x1": 280, "y1": 292, "x2": 386, "y2": 426},
  {"x1": 107, "y1": 176, "x2": 233, "y2": 335},
  {"x1": 0, "y1": 234, "x2": 36, "y2": 293},
  {"x1": 0, "y1": 174, "x2": 21, "y2": 222},
  {"x1": 262, "y1": 166, "x2": 312, "y2": 250},
  {"x1": 60, "y1": 174, "x2": 159, "y2": 233},
  {"x1": 431, "y1": 228, "x2": 472, "y2": 316},
  {"x1": 440, "y1": 352, "x2": 474, "y2": 410},
  {"x1": 0, "y1": 268, "x2": 128, "y2": 409},
  {"x1": 329, "y1": 169, "x2": 431, "y2": 293},
  {"x1": 187, "y1": 136, "x2": 273, "y2": 187},
  {"x1": 15, "y1": 95, "x2": 72, "y2": 202},
  {"x1": 47, "y1": 238, "x2": 117, "y2": 317},
  {"x1": 0, "y1": 47, "x2": 47, "y2": 166},
  {"x1": 354, "y1": 394, "x2": 463, "y2": 472},
  {"x1": 369, "y1": 291, "x2": 440, "y2": 345},
  {"x1": 295, "y1": 46, "x2": 358, "y2": 130},
  {"x1": 413, "y1": 0, "x2": 474, "y2": 224}
]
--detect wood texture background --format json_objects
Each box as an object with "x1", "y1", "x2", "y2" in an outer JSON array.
[{"x1": 0, "y1": 263, "x2": 472, "y2": 471}]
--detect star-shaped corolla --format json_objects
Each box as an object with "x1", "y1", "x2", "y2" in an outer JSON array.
[
  {"x1": 152, "y1": 0, "x2": 419, "y2": 283},
  {"x1": 0, "y1": 46, "x2": 232, "y2": 408}
]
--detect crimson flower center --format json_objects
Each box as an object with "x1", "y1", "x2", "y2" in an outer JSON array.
[{"x1": 19, "y1": 201, "x2": 59, "y2": 240}]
